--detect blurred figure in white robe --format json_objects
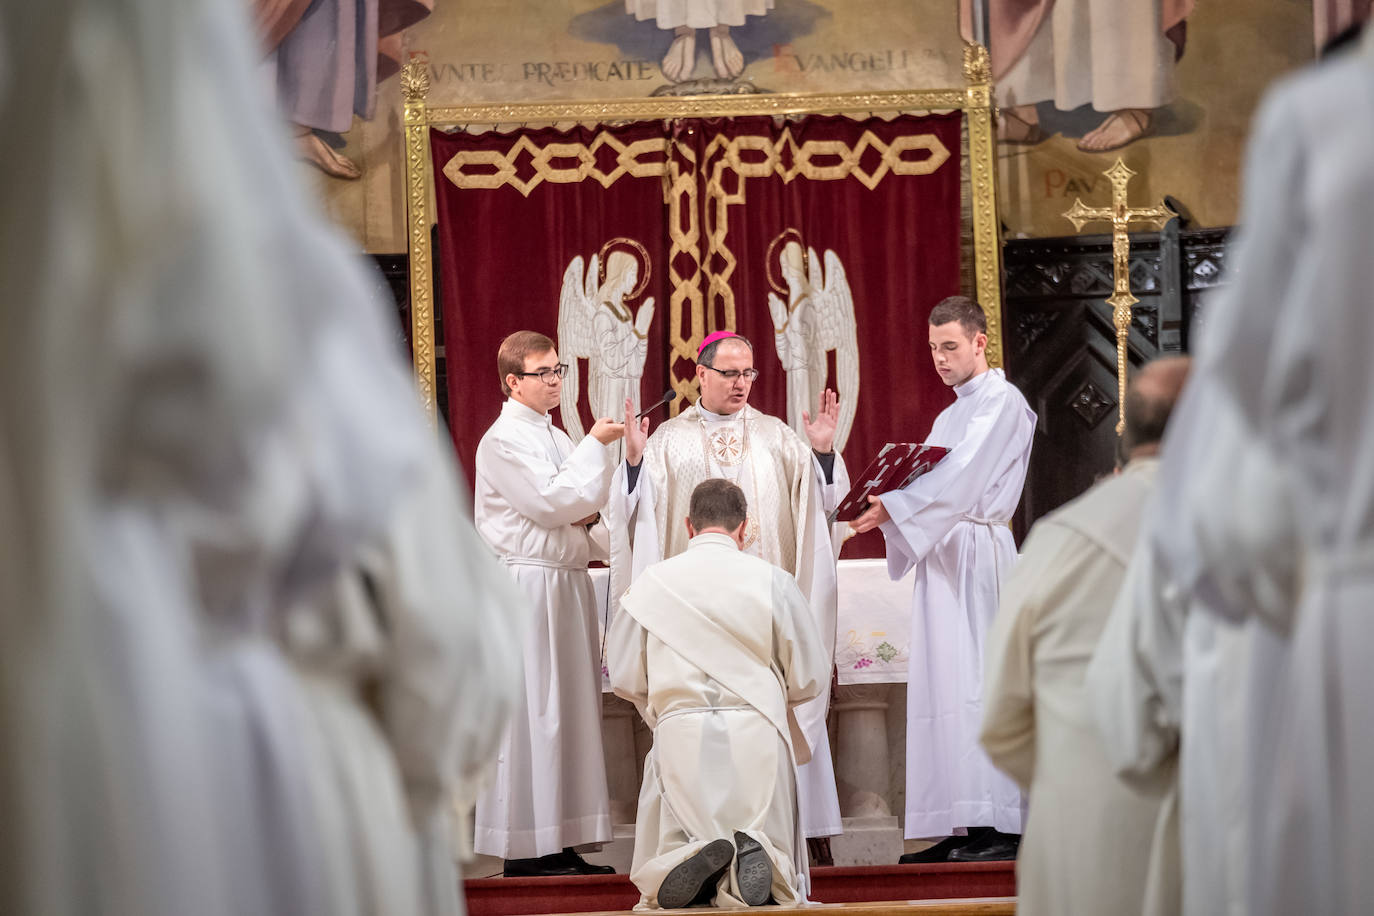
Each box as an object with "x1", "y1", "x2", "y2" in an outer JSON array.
[
  {"x1": 0, "y1": 1, "x2": 521, "y2": 913},
  {"x1": 981, "y1": 356, "x2": 1189, "y2": 916},
  {"x1": 1126, "y1": 42, "x2": 1374, "y2": 915}
]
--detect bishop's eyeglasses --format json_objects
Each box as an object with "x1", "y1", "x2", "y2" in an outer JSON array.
[
  {"x1": 517, "y1": 363, "x2": 569, "y2": 384},
  {"x1": 702, "y1": 365, "x2": 760, "y2": 382}
]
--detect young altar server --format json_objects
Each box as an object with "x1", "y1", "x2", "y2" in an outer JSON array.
[
  {"x1": 472, "y1": 331, "x2": 626, "y2": 876},
  {"x1": 850, "y1": 296, "x2": 1036, "y2": 862},
  {"x1": 608, "y1": 479, "x2": 829, "y2": 908}
]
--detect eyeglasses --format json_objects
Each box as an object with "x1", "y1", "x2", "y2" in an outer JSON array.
[
  {"x1": 702, "y1": 365, "x2": 759, "y2": 382},
  {"x1": 516, "y1": 363, "x2": 568, "y2": 384}
]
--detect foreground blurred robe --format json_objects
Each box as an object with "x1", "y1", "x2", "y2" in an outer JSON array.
[
  {"x1": 0, "y1": 1, "x2": 519, "y2": 913},
  {"x1": 980, "y1": 454, "x2": 1175, "y2": 916},
  {"x1": 283, "y1": 437, "x2": 527, "y2": 916},
  {"x1": 608, "y1": 532, "x2": 828, "y2": 907},
  {"x1": 1086, "y1": 380, "x2": 1294, "y2": 916},
  {"x1": 1166, "y1": 48, "x2": 1374, "y2": 916}
]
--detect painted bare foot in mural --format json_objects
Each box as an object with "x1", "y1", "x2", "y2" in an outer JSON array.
[
  {"x1": 662, "y1": 27, "x2": 696, "y2": 82},
  {"x1": 295, "y1": 127, "x2": 361, "y2": 180},
  {"x1": 999, "y1": 104, "x2": 1045, "y2": 145},
  {"x1": 1077, "y1": 109, "x2": 1153, "y2": 152},
  {"x1": 709, "y1": 25, "x2": 745, "y2": 80}
]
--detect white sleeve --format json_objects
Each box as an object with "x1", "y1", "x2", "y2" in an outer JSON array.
[
  {"x1": 606, "y1": 596, "x2": 650, "y2": 714},
  {"x1": 878, "y1": 395, "x2": 1032, "y2": 578},
  {"x1": 980, "y1": 524, "x2": 1070, "y2": 791},
  {"x1": 773, "y1": 567, "x2": 828, "y2": 708},
  {"x1": 480, "y1": 432, "x2": 612, "y2": 528},
  {"x1": 368, "y1": 440, "x2": 528, "y2": 824},
  {"x1": 1084, "y1": 520, "x2": 1184, "y2": 783}
]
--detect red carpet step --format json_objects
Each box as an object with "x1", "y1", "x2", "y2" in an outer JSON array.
[{"x1": 464, "y1": 862, "x2": 1016, "y2": 916}]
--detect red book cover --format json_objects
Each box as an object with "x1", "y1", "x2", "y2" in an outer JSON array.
[{"x1": 830, "y1": 443, "x2": 949, "y2": 523}]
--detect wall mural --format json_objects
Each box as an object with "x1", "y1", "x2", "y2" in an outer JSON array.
[
  {"x1": 276, "y1": 0, "x2": 1360, "y2": 249},
  {"x1": 990, "y1": 0, "x2": 1321, "y2": 239}
]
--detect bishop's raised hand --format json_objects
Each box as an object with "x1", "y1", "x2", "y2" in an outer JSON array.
[
  {"x1": 624, "y1": 397, "x2": 650, "y2": 466},
  {"x1": 803, "y1": 388, "x2": 840, "y2": 454}
]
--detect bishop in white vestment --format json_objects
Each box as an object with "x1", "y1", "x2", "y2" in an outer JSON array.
[
  {"x1": 981, "y1": 357, "x2": 1189, "y2": 916},
  {"x1": 609, "y1": 331, "x2": 849, "y2": 842},
  {"x1": 852, "y1": 297, "x2": 1035, "y2": 850},
  {"x1": 473, "y1": 332, "x2": 625, "y2": 871},
  {"x1": 608, "y1": 480, "x2": 828, "y2": 908}
]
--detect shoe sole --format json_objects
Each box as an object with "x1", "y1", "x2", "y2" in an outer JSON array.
[
  {"x1": 733, "y1": 831, "x2": 772, "y2": 906},
  {"x1": 657, "y1": 838, "x2": 735, "y2": 909}
]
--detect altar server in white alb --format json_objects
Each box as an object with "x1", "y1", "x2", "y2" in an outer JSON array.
[
  {"x1": 608, "y1": 479, "x2": 829, "y2": 908},
  {"x1": 851, "y1": 296, "x2": 1035, "y2": 862},
  {"x1": 473, "y1": 330, "x2": 627, "y2": 877},
  {"x1": 609, "y1": 331, "x2": 849, "y2": 851}
]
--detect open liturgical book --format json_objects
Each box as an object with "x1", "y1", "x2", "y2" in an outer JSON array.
[{"x1": 829, "y1": 443, "x2": 949, "y2": 523}]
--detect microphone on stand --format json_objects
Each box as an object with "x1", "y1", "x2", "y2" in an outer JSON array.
[{"x1": 637, "y1": 389, "x2": 675, "y2": 419}]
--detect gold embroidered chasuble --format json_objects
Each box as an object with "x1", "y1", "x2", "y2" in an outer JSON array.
[{"x1": 640, "y1": 404, "x2": 817, "y2": 586}]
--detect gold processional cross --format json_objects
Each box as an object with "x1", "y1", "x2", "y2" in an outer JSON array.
[{"x1": 1063, "y1": 159, "x2": 1177, "y2": 435}]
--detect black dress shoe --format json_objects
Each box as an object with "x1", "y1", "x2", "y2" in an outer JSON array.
[
  {"x1": 657, "y1": 838, "x2": 734, "y2": 909},
  {"x1": 559, "y1": 848, "x2": 615, "y2": 875},
  {"x1": 502, "y1": 852, "x2": 584, "y2": 877},
  {"x1": 733, "y1": 831, "x2": 772, "y2": 906},
  {"x1": 897, "y1": 828, "x2": 987, "y2": 864},
  {"x1": 947, "y1": 830, "x2": 1020, "y2": 862}
]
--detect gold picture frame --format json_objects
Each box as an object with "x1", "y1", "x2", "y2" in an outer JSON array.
[{"x1": 402, "y1": 43, "x2": 1002, "y2": 420}]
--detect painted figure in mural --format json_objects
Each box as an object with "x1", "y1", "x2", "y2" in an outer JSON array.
[
  {"x1": 966, "y1": 0, "x2": 1193, "y2": 152},
  {"x1": 1316, "y1": 1, "x2": 1371, "y2": 49},
  {"x1": 558, "y1": 240, "x2": 657, "y2": 456},
  {"x1": 255, "y1": 0, "x2": 435, "y2": 178},
  {"x1": 766, "y1": 232, "x2": 860, "y2": 455},
  {"x1": 626, "y1": 0, "x2": 774, "y2": 82}
]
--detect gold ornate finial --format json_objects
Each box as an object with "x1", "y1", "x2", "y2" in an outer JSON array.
[
  {"x1": 963, "y1": 42, "x2": 991, "y2": 86},
  {"x1": 401, "y1": 56, "x2": 431, "y2": 104},
  {"x1": 1062, "y1": 157, "x2": 1177, "y2": 436}
]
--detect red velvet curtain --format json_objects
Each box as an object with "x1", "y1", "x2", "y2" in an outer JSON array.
[
  {"x1": 431, "y1": 112, "x2": 963, "y2": 558},
  {"x1": 676, "y1": 113, "x2": 962, "y2": 556},
  {"x1": 431, "y1": 121, "x2": 673, "y2": 478}
]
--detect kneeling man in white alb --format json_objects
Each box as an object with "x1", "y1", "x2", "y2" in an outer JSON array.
[{"x1": 608, "y1": 478, "x2": 828, "y2": 908}]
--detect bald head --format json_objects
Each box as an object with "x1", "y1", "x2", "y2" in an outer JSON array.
[{"x1": 1123, "y1": 356, "x2": 1192, "y2": 459}]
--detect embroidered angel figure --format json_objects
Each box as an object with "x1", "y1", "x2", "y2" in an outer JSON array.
[
  {"x1": 766, "y1": 230, "x2": 860, "y2": 452},
  {"x1": 557, "y1": 238, "x2": 655, "y2": 443}
]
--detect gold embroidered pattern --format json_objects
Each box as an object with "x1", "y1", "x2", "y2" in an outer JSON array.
[
  {"x1": 699, "y1": 127, "x2": 951, "y2": 335},
  {"x1": 441, "y1": 133, "x2": 670, "y2": 196},
  {"x1": 707, "y1": 428, "x2": 745, "y2": 465}
]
